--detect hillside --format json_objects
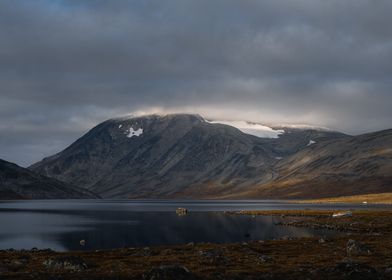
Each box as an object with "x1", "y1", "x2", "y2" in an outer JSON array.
[
  {"x1": 0, "y1": 159, "x2": 98, "y2": 199},
  {"x1": 219, "y1": 129, "x2": 392, "y2": 199},
  {"x1": 30, "y1": 114, "x2": 357, "y2": 199}
]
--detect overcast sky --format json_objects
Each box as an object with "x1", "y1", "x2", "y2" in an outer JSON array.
[{"x1": 1, "y1": 0, "x2": 392, "y2": 166}]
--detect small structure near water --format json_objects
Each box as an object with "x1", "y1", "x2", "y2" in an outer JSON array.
[{"x1": 176, "y1": 207, "x2": 188, "y2": 216}]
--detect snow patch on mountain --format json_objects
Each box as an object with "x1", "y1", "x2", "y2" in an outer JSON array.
[
  {"x1": 307, "y1": 140, "x2": 316, "y2": 146},
  {"x1": 126, "y1": 127, "x2": 143, "y2": 138},
  {"x1": 207, "y1": 120, "x2": 284, "y2": 138}
]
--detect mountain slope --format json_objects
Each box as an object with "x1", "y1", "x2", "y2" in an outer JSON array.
[
  {"x1": 30, "y1": 114, "x2": 348, "y2": 198},
  {"x1": 31, "y1": 114, "x2": 274, "y2": 197},
  {"x1": 221, "y1": 129, "x2": 392, "y2": 199},
  {"x1": 0, "y1": 159, "x2": 98, "y2": 199}
]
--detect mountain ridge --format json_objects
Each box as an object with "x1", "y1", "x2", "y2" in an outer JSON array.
[
  {"x1": 28, "y1": 113, "x2": 383, "y2": 199},
  {"x1": 0, "y1": 158, "x2": 98, "y2": 199}
]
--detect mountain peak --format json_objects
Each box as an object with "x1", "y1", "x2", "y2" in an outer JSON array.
[
  {"x1": 29, "y1": 111, "x2": 352, "y2": 199},
  {"x1": 112, "y1": 113, "x2": 205, "y2": 123}
]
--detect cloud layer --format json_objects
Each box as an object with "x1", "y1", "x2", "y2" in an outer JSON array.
[{"x1": 1, "y1": 0, "x2": 392, "y2": 166}]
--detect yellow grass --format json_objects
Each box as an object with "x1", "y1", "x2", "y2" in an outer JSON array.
[{"x1": 298, "y1": 192, "x2": 392, "y2": 204}]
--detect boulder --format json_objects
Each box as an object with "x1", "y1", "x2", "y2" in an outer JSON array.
[
  {"x1": 176, "y1": 208, "x2": 188, "y2": 216},
  {"x1": 333, "y1": 261, "x2": 377, "y2": 279},
  {"x1": 259, "y1": 255, "x2": 273, "y2": 263},
  {"x1": 346, "y1": 239, "x2": 371, "y2": 256},
  {"x1": 43, "y1": 256, "x2": 88, "y2": 272},
  {"x1": 143, "y1": 265, "x2": 197, "y2": 280}
]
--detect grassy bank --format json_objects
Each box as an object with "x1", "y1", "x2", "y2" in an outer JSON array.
[{"x1": 296, "y1": 192, "x2": 392, "y2": 204}]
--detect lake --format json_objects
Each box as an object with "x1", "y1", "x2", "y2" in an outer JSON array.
[{"x1": 0, "y1": 199, "x2": 383, "y2": 251}]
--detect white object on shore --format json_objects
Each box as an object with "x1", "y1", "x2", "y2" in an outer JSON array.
[
  {"x1": 362, "y1": 201, "x2": 368, "y2": 204},
  {"x1": 332, "y1": 211, "x2": 353, "y2": 218}
]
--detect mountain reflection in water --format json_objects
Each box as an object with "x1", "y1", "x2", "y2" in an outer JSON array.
[{"x1": 0, "y1": 199, "x2": 373, "y2": 251}]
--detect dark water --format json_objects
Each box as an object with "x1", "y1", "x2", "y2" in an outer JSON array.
[{"x1": 0, "y1": 199, "x2": 383, "y2": 251}]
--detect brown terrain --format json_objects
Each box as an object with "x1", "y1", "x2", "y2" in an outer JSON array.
[
  {"x1": 298, "y1": 192, "x2": 392, "y2": 204},
  {"x1": 1, "y1": 209, "x2": 392, "y2": 280}
]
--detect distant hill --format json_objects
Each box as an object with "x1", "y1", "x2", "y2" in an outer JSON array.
[
  {"x1": 224, "y1": 129, "x2": 392, "y2": 199},
  {"x1": 0, "y1": 159, "x2": 98, "y2": 199},
  {"x1": 29, "y1": 113, "x2": 379, "y2": 199}
]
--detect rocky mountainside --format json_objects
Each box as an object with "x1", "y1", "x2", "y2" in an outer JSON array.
[
  {"x1": 228, "y1": 129, "x2": 392, "y2": 199},
  {"x1": 0, "y1": 159, "x2": 98, "y2": 199},
  {"x1": 30, "y1": 114, "x2": 355, "y2": 199}
]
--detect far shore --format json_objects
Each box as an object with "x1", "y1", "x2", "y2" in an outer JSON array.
[{"x1": 294, "y1": 192, "x2": 392, "y2": 205}]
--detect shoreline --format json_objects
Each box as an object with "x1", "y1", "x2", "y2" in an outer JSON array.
[
  {"x1": 1, "y1": 192, "x2": 392, "y2": 205},
  {"x1": 1, "y1": 209, "x2": 392, "y2": 279},
  {"x1": 293, "y1": 192, "x2": 392, "y2": 205}
]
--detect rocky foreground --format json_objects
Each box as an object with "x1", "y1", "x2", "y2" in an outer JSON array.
[{"x1": 1, "y1": 210, "x2": 392, "y2": 279}]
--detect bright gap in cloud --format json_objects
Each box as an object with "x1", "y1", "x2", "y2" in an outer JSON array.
[{"x1": 207, "y1": 120, "x2": 284, "y2": 138}]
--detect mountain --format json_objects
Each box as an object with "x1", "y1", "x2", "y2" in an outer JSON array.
[
  {"x1": 29, "y1": 114, "x2": 351, "y2": 199},
  {"x1": 0, "y1": 159, "x2": 98, "y2": 199},
  {"x1": 224, "y1": 129, "x2": 392, "y2": 199}
]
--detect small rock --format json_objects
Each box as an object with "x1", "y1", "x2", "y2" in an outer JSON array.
[
  {"x1": 143, "y1": 265, "x2": 196, "y2": 280},
  {"x1": 41, "y1": 248, "x2": 54, "y2": 253},
  {"x1": 160, "y1": 249, "x2": 172, "y2": 256},
  {"x1": 385, "y1": 267, "x2": 392, "y2": 274},
  {"x1": 43, "y1": 256, "x2": 88, "y2": 272},
  {"x1": 333, "y1": 261, "x2": 377, "y2": 277},
  {"x1": 0, "y1": 262, "x2": 8, "y2": 273},
  {"x1": 318, "y1": 238, "x2": 326, "y2": 244},
  {"x1": 130, "y1": 247, "x2": 151, "y2": 257},
  {"x1": 198, "y1": 249, "x2": 228, "y2": 265},
  {"x1": 259, "y1": 255, "x2": 273, "y2": 263},
  {"x1": 176, "y1": 208, "x2": 188, "y2": 216},
  {"x1": 12, "y1": 256, "x2": 30, "y2": 267},
  {"x1": 346, "y1": 239, "x2": 371, "y2": 256}
]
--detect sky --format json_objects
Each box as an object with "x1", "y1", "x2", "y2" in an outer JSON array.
[{"x1": 1, "y1": 0, "x2": 392, "y2": 166}]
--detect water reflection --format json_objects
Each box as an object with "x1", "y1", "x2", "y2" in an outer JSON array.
[{"x1": 0, "y1": 199, "x2": 377, "y2": 251}]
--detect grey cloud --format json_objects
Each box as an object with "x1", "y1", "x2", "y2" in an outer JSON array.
[{"x1": 0, "y1": 0, "x2": 391, "y2": 166}]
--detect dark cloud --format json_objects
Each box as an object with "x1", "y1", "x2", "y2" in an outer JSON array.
[{"x1": 0, "y1": 0, "x2": 391, "y2": 166}]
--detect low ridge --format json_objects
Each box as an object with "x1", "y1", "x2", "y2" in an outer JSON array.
[{"x1": 0, "y1": 158, "x2": 98, "y2": 199}]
